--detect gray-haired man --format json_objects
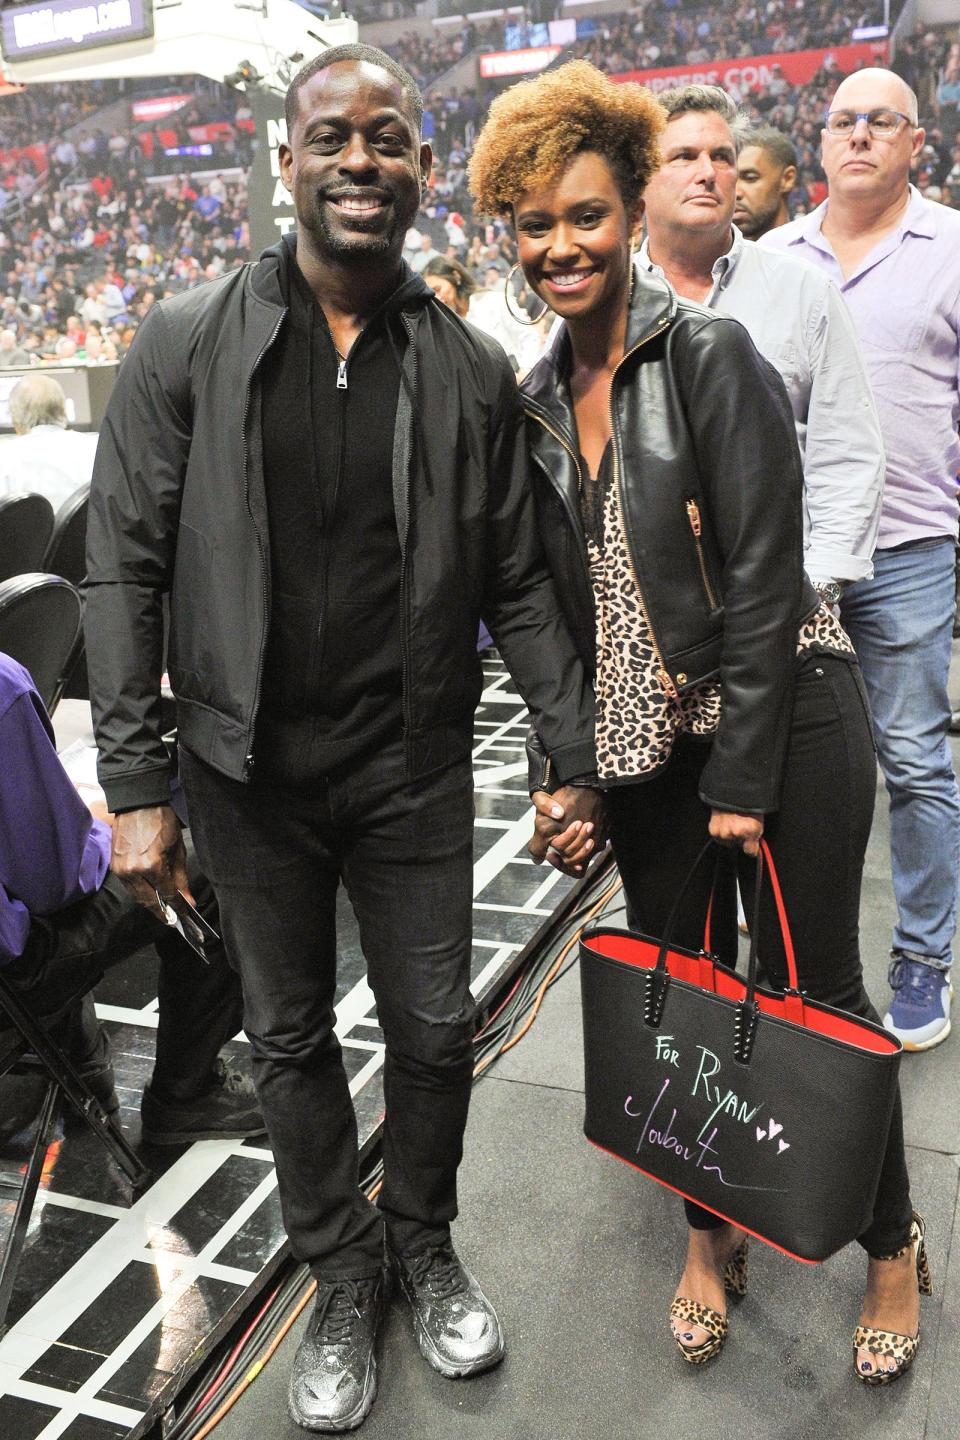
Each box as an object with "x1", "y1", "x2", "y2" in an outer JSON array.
[
  {"x1": 640, "y1": 83, "x2": 884, "y2": 614},
  {"x1": 0, "y1": 373, "x2": 99, "y2": 512}
]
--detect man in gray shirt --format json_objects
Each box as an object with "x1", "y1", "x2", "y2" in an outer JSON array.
[{"x1": 640, "y1": 84, "x2": 884, "y2": 599}]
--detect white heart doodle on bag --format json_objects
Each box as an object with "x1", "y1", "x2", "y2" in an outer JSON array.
[
  {"x1": 768, "y1": 1119, "x2": 783, "y2": 1139},
  {"x1": 756, "y1": 1126, "x2": 767, "y2": 1141},
  {"x1": 778, "y1": 1139, "x2": 790, "y2": 1153}
]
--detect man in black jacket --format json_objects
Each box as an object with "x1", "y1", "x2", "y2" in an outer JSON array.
[{"x1": 85, "y1": 46, "x2": 599, "y2": 1433}]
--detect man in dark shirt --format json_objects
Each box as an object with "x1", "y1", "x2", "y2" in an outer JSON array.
[
  {"x1": 0, "y1": 652, "x2": 262, "y2": 1145},
  {"x1": 85, "y1": 44, "x2": 601, "y2": 1432},
  {"x1": 254, "y1": 238, "x2": 414, "y2": 782}
]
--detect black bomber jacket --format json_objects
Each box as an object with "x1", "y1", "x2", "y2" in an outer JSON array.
[
  {"x1": 521, "y1": 271, "x2": 820, "y2": 817},
  {"x1": 84, "y1": 244, "x2": 597, "y2": 811}
]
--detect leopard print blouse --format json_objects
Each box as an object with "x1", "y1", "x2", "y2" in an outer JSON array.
[{"x1": 587, "y1": 461, "x2": 856, "y2": 785}]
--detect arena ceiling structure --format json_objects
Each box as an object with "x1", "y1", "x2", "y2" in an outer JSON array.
[{"x1": 0, "y1": 0, "x2": 357, "y2": 92}]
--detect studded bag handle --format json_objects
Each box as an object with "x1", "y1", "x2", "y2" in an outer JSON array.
[{"x1": 645, "y1": 839, "x2": 799, "y2": 1064}]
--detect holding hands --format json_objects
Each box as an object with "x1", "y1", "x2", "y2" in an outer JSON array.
[
  {"x1": 528, "y1": 787, "x2": 764, "y2": 875},
  {"x1": 528, "y1": 785, "x2": 609, "y2": 876}
]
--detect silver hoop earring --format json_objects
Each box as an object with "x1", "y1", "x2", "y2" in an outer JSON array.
[{"x1": 504, "y1": 263, "x2": 549, "y2": 326}]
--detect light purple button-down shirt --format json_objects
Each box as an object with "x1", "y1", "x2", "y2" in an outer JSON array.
[{"x1": 760, "y1": 186, "x2": 960, "y2": 548}]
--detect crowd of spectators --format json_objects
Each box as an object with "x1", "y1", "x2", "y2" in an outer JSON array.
[
  {"x1": 0, "y1": 79, "x2": 253, "y2": 370},
  {"x1": 566, "y1": 0, "x2": 888, "y2": 75},
  {"x1": 0, "y1": 9, "x2": 955, "y2": 378},
  {"x1": 381, "y1": 0, "x2": 891, "y2": 94},
  {"x1": 384, "y1": 23, "x2": 500, "y2": 89},
  {"x1": 0, "y1": 163, "x2": 251, "y2": 367},
  {"x1": 0, "y1": 78, "x2": 123, "y2": 151}
]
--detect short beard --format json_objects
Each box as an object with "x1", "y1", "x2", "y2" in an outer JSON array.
[
  {"x1": 316, "y1": 219, "x2": 396, "y2": 261},
  {"x1": 312, "y1": 190, "x2": 413, "y2": 264},
  {"x1": 738, "y1": 200, "x2": 780, "y2": 238}
]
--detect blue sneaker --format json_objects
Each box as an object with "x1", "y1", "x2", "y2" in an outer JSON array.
[{"x1": 884, "y1": 952, "x2": 953, "y2": 1051}]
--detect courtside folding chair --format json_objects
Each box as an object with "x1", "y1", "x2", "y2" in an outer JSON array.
[
  {"x1": 0, "y1": 971, "x2": 148, "y2": 1337},
  {"x1": 0, "y1": 571, "x2": 81, "y2": 713},
  {"x1": 43, "y1": 485, "x2": 92, "y2": 701},
  {"x1": 43, "y1": 482, "x2": 90, "y2": 586},
  {"x1": 0, "y1": 493, "x2": 55, "y2": 583}
]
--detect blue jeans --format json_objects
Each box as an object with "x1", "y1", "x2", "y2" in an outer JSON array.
[{"x1": 840, "y1": 536, "x2": 960, "y2": 966}]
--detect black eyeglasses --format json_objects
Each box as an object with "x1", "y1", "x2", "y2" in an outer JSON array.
[{"x1": 823, "y1": 108, "x2": 914, "y2": 139}]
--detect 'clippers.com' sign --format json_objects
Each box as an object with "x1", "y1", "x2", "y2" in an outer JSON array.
[{"x1": 610, "y1": 39, "x2": 889, "y2": 95}]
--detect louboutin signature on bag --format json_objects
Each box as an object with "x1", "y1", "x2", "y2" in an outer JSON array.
[{"x1": 624, "y1": 1035, "x2": 792, "y2": 1194}]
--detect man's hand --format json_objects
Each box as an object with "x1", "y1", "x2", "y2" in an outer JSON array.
[
  {"x1": 528, "y1": 785, "x2": 609, "y2": 877},
  {"x1": 110, "y1": 804, "x2": 194, "y2": 916},
  {"x1": 709, "y1": 809, "x2": 764, "y2": 857}
]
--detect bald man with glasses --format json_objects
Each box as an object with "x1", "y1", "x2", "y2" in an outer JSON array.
[{"x1": 763, "y1": 68, "x2": 960, "y2": 1052}]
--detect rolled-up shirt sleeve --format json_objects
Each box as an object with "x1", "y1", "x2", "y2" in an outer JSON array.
[{"x1": 802, "y1": 282, "x2": 884, "y2": 583}]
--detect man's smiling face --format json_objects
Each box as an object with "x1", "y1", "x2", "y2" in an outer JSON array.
[{"x1": 280, "y1": 61, "x2": 431, "y2": 264}]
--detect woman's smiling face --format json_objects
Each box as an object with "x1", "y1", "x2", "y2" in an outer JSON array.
[{"x1": 513, "y1": 151, "x2": 639, "y2": 322}]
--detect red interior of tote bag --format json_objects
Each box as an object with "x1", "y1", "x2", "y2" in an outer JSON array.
[{"x1": 580, "y1": 931, "x2": 899, "y2": 1055}]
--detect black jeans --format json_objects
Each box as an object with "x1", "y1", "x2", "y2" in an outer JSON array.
[
  {"x1": 180, "y1": 736, "x2": 477, "y2": 1281},
  {"x1": 4, "y1": 865, "x2": 244, "y2": 1102},
  {"x1": 607, "y1": 655, "x2": 913, "y2": 1257}
]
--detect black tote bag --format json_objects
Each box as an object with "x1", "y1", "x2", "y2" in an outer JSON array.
[{"x1": 579, "y1": 841, "x2": 902, "y2": 1263}]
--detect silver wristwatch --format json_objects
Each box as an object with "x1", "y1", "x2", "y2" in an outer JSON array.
[{"x1": 812, "y1": 578, "x2": 843, "y2": 607}]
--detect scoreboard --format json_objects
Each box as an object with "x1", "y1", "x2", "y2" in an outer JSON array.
[{"x1": 0, "y1": 0, "x2": 154, "y2": 63}]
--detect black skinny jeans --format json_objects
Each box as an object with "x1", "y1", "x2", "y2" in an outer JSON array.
[
  {"x1": 607, "y1": 654, "x2": 913, "y2": 1258},
  {"x1": 180, "y1": 736, "x2": 477, "y2": 1281}
]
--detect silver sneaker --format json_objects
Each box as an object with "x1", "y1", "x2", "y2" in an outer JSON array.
[
  {"x1": 288, "y1": 1274, "x2": 384, "y2": 1432},
  {"x1": 392, "y1": 1242, "x2": 505, "y2": 1378}
]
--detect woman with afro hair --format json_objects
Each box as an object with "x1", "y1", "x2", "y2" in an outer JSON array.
[{"x1": 469, "y1": 60, "x2": 925, "y2": 1386}]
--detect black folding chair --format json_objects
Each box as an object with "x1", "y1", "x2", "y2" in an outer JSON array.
[
  {"x1": 0, "y1": 493, "x2": 55, "y2": 584},
  {"x1": 43, "y1": 485, "x2": 91, "y2": 701},
  {"x1": 0, "y1": 971, "x2": 147, "y2": 1337},
  {"x1": 0, "y1": 572, "x2": 82, "y2": 714},
  {"x1": 43, "y1": 483, "x2": 90, "y2": 586}
]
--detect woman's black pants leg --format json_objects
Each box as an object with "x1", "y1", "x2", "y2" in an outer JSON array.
[{"x1": 608, "y1": 656, "x2": 913, "y2": 1256}]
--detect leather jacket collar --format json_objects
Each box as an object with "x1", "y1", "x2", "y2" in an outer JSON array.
[{"x1": 522, "y1": 269, "x2": 678, "y2": 443}]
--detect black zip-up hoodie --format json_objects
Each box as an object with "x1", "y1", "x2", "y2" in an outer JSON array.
[
  {"x1": 84, "y1": 242, "x2": 597, "y2": 811},
  {"x1": 256, "y1": 237, "x2": 426, "y2": 783}
]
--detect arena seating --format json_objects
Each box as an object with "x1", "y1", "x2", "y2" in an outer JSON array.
[{"x1": 0, "y1": 10, "x2": 953, "y2": 361}]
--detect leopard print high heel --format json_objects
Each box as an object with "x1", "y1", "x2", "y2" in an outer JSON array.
[
  {"x1": 670, "y1": 1236, "x2": 749, "y2": 1365},
  {"x1": 853, "y1": 1212, "x2": 932, "y2": 1386}
]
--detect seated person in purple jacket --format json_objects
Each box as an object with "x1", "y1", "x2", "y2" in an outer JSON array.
[{"x1": 0, "y1": 652, "x2": 263, "y2": 1144}]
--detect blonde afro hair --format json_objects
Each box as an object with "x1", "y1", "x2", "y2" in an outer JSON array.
[{"x1": 468, "y1": 60, "x2": 665, "y2": 218}]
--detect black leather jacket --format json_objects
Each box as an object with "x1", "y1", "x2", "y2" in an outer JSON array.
[
  {"x1": 85, "y1": 245, "x2": 597, "y2": 811},
  {"x1": 521, "y1": 271, "x2": 819, "y2": 816}
]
